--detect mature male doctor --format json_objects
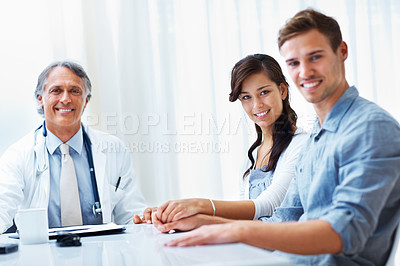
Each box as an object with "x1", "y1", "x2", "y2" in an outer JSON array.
[{"x1": 0, "y1": 61, "x2": 146, "y2": 233}]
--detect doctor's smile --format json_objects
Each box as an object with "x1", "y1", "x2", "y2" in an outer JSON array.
[{"x1": 55, "y1": 107, "x2": 74, "y2": 114}]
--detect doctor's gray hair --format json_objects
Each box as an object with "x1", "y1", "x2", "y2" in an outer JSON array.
[{"x1": 34, "y1": 61, "x2": 92, "y2": 116}]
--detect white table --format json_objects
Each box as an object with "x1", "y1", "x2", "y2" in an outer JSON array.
[{"x1": 0, "y1": 224, "x2": 292, "y2": 266}]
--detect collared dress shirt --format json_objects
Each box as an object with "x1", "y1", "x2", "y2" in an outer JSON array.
[
  {"x1": 268, "y1": 86, "x2": 400, "y2": 265},
  {"x1": 46, "y1": 126, "x2": 102, "y2": 228}
]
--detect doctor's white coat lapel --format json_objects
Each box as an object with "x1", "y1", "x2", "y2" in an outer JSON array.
[
  {"x1": 87, "y1": 128, "x2": 110, "y2": 223},
  {"x1": 31, "y1": 129, "x2": 50, "y2": 209}
]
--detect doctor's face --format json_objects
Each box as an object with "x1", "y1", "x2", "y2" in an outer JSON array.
[{"x1": 37, "y1": 66, "x2": 88, "y2": 138}]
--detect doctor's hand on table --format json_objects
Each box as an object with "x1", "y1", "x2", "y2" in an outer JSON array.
[{"x1": 133, "y1": 207, "x2": 157, "y2": 224}]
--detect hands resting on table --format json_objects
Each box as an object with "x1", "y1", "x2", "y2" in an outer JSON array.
[
  {"x1": 133, "y1": 198, "x2": 227, "y2": 231},
  {"x1": 132, "y1": 198, "x2": 343, "y2": 256},
  {"x1": 132, "y1": 198, "x2": 244, "y2": 247}
]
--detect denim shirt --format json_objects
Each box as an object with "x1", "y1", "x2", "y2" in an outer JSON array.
[
  {"x1": 249, "y1": 165, "x2": 273, "y2": 200},
  {"x1": 268, "y1": 86, "x2": 400, "y2": 265},
  {"x1": 249, "y1": 165, "x2": 274, "y2": 221}
]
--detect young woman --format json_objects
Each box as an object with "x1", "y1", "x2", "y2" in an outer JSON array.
[{"x1": 135, "y1": 54, "x2": 307, "y2": 226}]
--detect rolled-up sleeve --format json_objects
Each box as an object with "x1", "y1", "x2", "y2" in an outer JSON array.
[{"x1": 320, "y1": 118, "x2": 400, "y2": 254}]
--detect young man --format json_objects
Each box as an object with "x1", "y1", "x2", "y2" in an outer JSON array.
[
  {"x1": 157, "y1": 9, "x2": 400, "y2": 265},
  {"x1": 0, "y1": 61, "x2": 146, "y2": 232}
]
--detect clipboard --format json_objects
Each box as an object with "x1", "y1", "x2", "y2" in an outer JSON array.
[
  {"x1": 9, "y1": 223, "x2": 126, "y2": 240},
  {"x1": 48, "y1": 222, "x2": 126, "y2": 239}
]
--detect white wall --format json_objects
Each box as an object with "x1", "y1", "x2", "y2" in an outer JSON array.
[{"x1": 1, "y1": 0, "x2": 399, "y2": 206}]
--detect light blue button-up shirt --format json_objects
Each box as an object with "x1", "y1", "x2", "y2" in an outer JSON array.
[
  {"x1": 268, "y1": 86, "x2": 400, "y2": 265},
  {"x1": 46, "y1": 126, "x2": 102, "y2": 228}
]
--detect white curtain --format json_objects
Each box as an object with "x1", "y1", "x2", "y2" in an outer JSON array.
[{"x1": 0, "y1": 0, "x2": 399, "y2": 206}]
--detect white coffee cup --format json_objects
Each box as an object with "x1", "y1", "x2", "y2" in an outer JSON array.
[{"x1": 15, "y1": 208, "x2": 49, "y2": 245}]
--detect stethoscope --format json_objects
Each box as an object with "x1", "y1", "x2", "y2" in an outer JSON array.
[{"x1": 36, "y1": 121, "x2": 102, "y2": 217}]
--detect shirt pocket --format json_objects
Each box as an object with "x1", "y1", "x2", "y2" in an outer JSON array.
[{"x1": 108, "y1": 176, "x2": 131, "y2": 207}]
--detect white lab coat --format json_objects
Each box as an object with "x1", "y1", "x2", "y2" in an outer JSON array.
[{"x1": 0, "y1": 125, "x2": 147, "y2": 233}]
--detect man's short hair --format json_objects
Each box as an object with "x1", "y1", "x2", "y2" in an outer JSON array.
[
  {"x1": 34, "y1": 61, "x2": 92, "y2": 116},
  {"x1": 278, "y1": 8, "x2": 342, "y2": 52}
]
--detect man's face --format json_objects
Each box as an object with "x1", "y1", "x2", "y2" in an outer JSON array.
[
  {"x1": 37, "y1": 66, "x2": 88, "y2": 136},
  {"x1": 280, "y1": 29, "x2": 347, "y2": 110}
]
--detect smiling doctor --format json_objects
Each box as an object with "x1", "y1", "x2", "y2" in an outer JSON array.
[{"x1": 0, "y1": 61, "x2": 146, "y2": 233}]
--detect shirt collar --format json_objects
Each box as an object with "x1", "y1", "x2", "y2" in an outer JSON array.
[
  {"x1": 312, "y1": 86, "x2": 359, "y2": 134},
  {"x1": 45, "y1": 126, "x2": 84, "y2": 155}
]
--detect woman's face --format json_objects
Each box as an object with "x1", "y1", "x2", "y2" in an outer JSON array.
[{"x1": 239, "y1": 72, "x2": 287, "y2": 134}]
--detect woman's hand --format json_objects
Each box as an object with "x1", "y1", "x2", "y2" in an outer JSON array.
[{"x1": 156, "y1": 198, "x2": 212, "y2": 223}]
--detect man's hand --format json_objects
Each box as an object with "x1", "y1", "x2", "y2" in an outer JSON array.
[
  {"x1": 165, "y1": 219, "x2": 343, "y2": 255},
  {"x1": 164, "y1": 222, "x2": 243, "y2": 247}
]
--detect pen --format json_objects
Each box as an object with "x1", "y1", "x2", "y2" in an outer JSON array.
[{"x1": 115, "y1": 176, "x2": 121, "y2": 192}]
